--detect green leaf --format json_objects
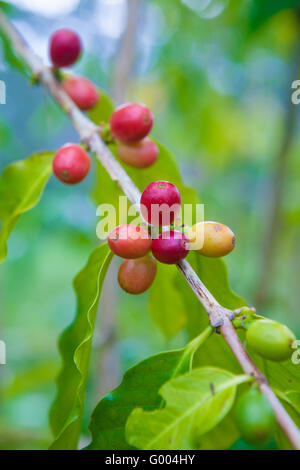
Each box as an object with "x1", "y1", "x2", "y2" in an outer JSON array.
[
  {"x1": 61, "y1": 74, "x2": 114, "y2": 125},
  {"x1": 126, "y1": 367, "x2": 250, "y2": 450},
  {"x1": 0, "y1": 151, "x2": 54, "y2": 262},
  {"x1": 244, "y1": 348, "x2": 300, "y2": 449},
  {"x1": 86, "y1": 327, "x2": 212, "y2": 450},
  {"x1": 0, "y1": 1, "x2": 22, "y2": 15},
  {"x1": 87, "y1": 88, "x2": 114, "y2": 124},
  {"x1": 245, "y1": 346, "x2": 300, "y2": 397},
  {"x1": 250, "y1": 0, "x2": 300, "y2": 30},
  {"x1": 1, "y1": 361, "x2": 58, "y2": 399},
  {"x1": 49, "y1": 243, "x2": 113, "y2": 450},
  {"x1": 182, "y1": 251, "x2": 247, "y2": 375},
  {"x1": 125, "y1": 140, "x2": 199, "y2": 214},
  {"x1": 273, "y1": 390, "x2": 300, "y2": 449},
  {"x1": 191, "y1": 254, "x2": 246, "y2": 311},
  {"x1": 195, "y1": 414, "x2": 240, "y2": 450},
  {"x1": 262, "y1": 360, "x2": 300, "y2": 394},
  {"x1": 283, "y1": 391, "x2": 300, "y2": 412},
  {"x1": 149, "y1": 263, "x2": 187, "y2": 338}
]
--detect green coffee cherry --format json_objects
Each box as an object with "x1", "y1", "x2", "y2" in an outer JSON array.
[
  {"x1": 246, "y1": 319, "x2": 296, "y2": 362},
  {"x1": 234, "y1": 387, "x2": 276, "y2": 445}
]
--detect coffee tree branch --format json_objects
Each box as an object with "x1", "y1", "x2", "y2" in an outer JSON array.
[{"x1": 0, "y1": 9, "x2": 299, "y2": 449}]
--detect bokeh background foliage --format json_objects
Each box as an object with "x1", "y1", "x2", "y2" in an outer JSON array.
[{"x1": 1, "y1": 0, "x2": 300, "y2": 450}]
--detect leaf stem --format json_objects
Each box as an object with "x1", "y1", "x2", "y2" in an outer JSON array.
[
  {"x1": 0, "y1": 9, "x2": 299, "y2": 449},
  {"x1": 181, "y1": 325, "x2": 213, "y2": 373}
]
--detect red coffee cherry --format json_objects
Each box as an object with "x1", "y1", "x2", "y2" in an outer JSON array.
[
  {"x1": 50, "y1": 29, "x2": 82, "y2": 68},
  {"x1": 62, "y1": 77, "x2": 99, "y2": 111},
  {"x1": 118, "y1": 255, "x2": 157, "y2": 295},
  {"x1": 140, "y1": 181, "x2": 181, "y2": 226},
  {"x1": 110, "y1": 103, "x2": 154, "y2": 142},
  {"x1": 152, "y1": 231, "x2": 190, "y2": 264},
  {"x1": 116, "y1": 138, "x2": 158, "y2": 169},
  {"x1": 53, "y1": 144, "x2": 91, "y2": 184},
  {"x1": 108, "y1": 225, "x2": 152, "y2": 259}
]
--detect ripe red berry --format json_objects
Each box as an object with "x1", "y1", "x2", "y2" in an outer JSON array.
[
  {"x1": 118, "y1": 255, "x2": 157, "y2": 295},
  {"x1": 108, "y1": 225, "x2": 152, "y2": 259},
  {"x1": 110, "y1": 103, "x2": 154, "y2": 142},
  {"x1": 140, "y1": 181, "x2": 181, "y2": 226},
  {"x1": 50, "y1": 29, "x2": 82, "y2": 68},
  {"x1": 116, "y1": 138, "x2": 158, "y2": 169},
  {"x1": 62, "y1": 77, "x2": 99, "y2": 111},
  {"x1": 53, "y1": 144, "x2": 91, "y2": 184},
  {"x1": 152, "y1": 231, "x2": 190, "y2": 264}
]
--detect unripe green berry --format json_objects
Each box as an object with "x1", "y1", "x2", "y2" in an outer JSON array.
[
  {"x1": 246, "y1": 319, "x2": 296, "y2": 362},
  {"x1": 234, "y1": 387, "x2": 276, "y2": 445}
]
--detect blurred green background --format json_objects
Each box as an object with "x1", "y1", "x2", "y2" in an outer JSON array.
[{"x1": 0, "y1": 0, "x2": 300, "y2": 450}]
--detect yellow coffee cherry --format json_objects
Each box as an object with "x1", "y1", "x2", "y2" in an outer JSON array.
[{"x1": 188, "y1": 221, "x2": 236, "y2": 257}]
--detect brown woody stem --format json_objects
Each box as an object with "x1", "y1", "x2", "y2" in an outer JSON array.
[{"x1": 0, "y1": 10, "x2": 299, "y2": 449}]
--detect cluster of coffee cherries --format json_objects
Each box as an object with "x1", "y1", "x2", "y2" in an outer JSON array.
[
  {"x1": 49, "y1": 28, "x2": 98, "y2": 184},
  {"x1": 50, "y1": 28, "x2": 99, "y2": 111},
  {"x1": 50, "y1": 26, "x2": 157, "y2": 183},
  {"x1": 231, "y1": 316, "x2": 296, "y2": 444},
  {"x1": 110, "y1": 103, "x2": 158, "y2": 169},
  {"x1": 234, "y1": 317, "x2": 296, "y2": 445},
  {"x1": 49, "y1": 29, "x2": 296, "y2": 447},
  {"x1": 49, "y1": 29, "x2": 236, "y2": 294},
  {"x1": 52, "y1": 101, "x2": 158, "y2": 184},
  {"x1": 108, "y1": 180, "x2": 236, "y2": 295}
]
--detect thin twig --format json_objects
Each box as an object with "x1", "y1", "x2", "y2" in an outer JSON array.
[
  {"x1": 177, "y1": 259, "x2": 234, "y2": 327},
  {"x1": 1, "y1": 10, "x2": 300, "y2": 449}
]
